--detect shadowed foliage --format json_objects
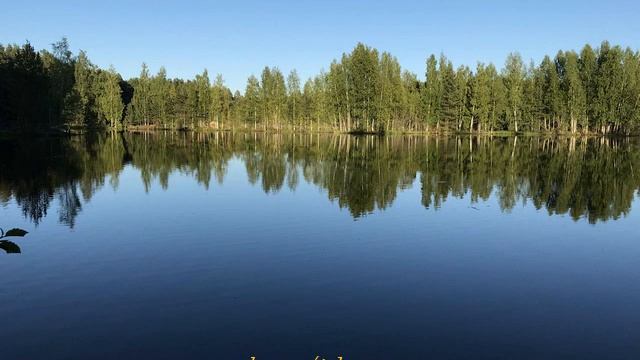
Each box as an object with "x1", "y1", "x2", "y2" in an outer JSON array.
[{"x1": 0, "y1": 227, "x2": 28, "y2": 254}]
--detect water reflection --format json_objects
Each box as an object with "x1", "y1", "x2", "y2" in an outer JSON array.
[{"x1": 1, "y1": 132, "x2": 639, "y2": 226}]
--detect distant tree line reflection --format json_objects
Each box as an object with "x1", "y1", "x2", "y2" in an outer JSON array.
[{"x1": 1, "y1": 133, "x2": 639, "y2": 226}]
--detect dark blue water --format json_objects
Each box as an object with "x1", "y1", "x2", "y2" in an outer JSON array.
[{"x1": 0, "y1": 133, "x2": 639, "y2": 359}]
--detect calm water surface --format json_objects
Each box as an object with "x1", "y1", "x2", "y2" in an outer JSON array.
[{"x1": 1, "y1": 133, "x2": 639, "y2": 359}]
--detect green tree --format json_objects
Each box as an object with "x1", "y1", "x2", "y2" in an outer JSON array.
[
  {"x1": 195, "y1": 69, "x2": 211, "y2": 125},
  {"x1": 327, "y1": 60, "x2": 351, "y2": 131},
  {"x1": 378, "y1": 52, "x2": 404, "y2": 132},
  {"x1": 130, "y1": 63, "x2": 151, "y2": 126},
  {"x1": 539, "y1": 56, "x2": 562, "y2": 130},
  {"x1": 150, "y1": 66, "x2": 170, "y2": 127},
  {"x1": 503, "y1": 53, "x2": 525, "y2": 132},
  {"x1": 454, "y1": 65, "x2": 472, "y2": 131},
  {"x1": 97, "y1": 65, "x2": 124, "y2": 128},
  {"x1": 421, "y1": 54, "x2": 441, "y2": 131},
  {"x1": 563, "y1": 51, "x2": 587, "y2": 133},
  {"x1": 593, "y1": 41, "x2": 625, "y2": 134},
  {"x1": 260, "y1": 67, "x2": 287, "y2": 128},
  {"x1": 487, "y1": 64, "x2": 506, "y2": 132},
  {"x1": 347, "y1": 43, "x2": 380, "y2": 132},
  {"x1": 471, "y1": 63, "x2": 491, "y2": 132},
  {"x1": 579, "y1": 45, "x2": 598, "y2": 131},
  {"x1": 42, "y1": 38, "x2": 74, "y2": 125},
  {"x1": 286, "y1": 70, "x2": 301, "y2": 125},
  {"x1": 439, "y1": 58, "x2": 457, "y2": 127},
  {"x1": 69, "y1": 50, "x2": 99, "y2": 125},
  {"x1": 244, "y1": 75, "x2": 261, "y2": 128},
  {"x1": 210, "y1": 74, "x2": 230, "y2": 128},
  {"x1": 270, "y1": 68, "x2": 287, "y2": 125},
  {"x1": 402, "y1": 71, "x2": 421, "y2": 129}
]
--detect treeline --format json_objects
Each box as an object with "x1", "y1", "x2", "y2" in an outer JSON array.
[{"x1": 1, "y1": 39, "x2": 639, "y2": 134}]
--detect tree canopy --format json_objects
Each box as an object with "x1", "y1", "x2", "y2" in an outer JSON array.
[{"x1": 1, "y1": 39, "x2": 639, "y2": 134}]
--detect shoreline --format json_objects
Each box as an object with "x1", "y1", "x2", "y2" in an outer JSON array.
[{"x1": 2, "y1": 124, "x2": 638, "y2": 138}]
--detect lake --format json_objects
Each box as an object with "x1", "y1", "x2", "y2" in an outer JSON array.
[{"x1": 1, "y1": 132, "x2": 639, "y2": 359}]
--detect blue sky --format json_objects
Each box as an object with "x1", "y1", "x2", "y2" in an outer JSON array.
[{"x1": 4, "y1": 0, "x2": 639, "y2": 91}]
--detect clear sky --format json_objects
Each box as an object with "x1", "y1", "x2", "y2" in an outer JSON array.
[{"x1": 4, "y1": 0, "x2": 639, "y2": 91}]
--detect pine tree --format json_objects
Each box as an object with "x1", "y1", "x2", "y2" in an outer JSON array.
[
  {"x1": 439, "y1": 59, "x2": 457, "y2": 128},
  {"x1": 471, "y1": 63, "x2": 491, "y2": 132},
  {"x1": 210, "y1": 74, "x2": 225, "y2": 128},
  {"x1": 421, "y1": 54, "x2": 441, "y2": 130},
  {"x1": 454, "y1": 65, "x2": 472, "y2": 131},
  {"x1": 520, "y1": 62, "x2": 537, "y2": 132},
  {"x1": 487, "y1": 64, "x2": 506, "y2": 132},
  {"x1": 194, "y1": 69, "x2": 211, "y2": 125},
  {"x1": 150, "y1": 67, "x2": 170, "y2": 127},
  {"x1": 243, "y1": 75, "x2": 261, "y2": 128},
  {"x1": 270, "y1": 68, "x2": 287, "y2": 126}
]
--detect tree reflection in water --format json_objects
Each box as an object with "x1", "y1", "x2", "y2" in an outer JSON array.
[{"x1": 1, "y1": 132, "x2": 639, "y2": 227}]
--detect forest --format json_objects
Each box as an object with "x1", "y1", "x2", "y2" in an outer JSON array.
[{"x1": 1, "y1": 38, "x2": 639, "y2": 134}]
